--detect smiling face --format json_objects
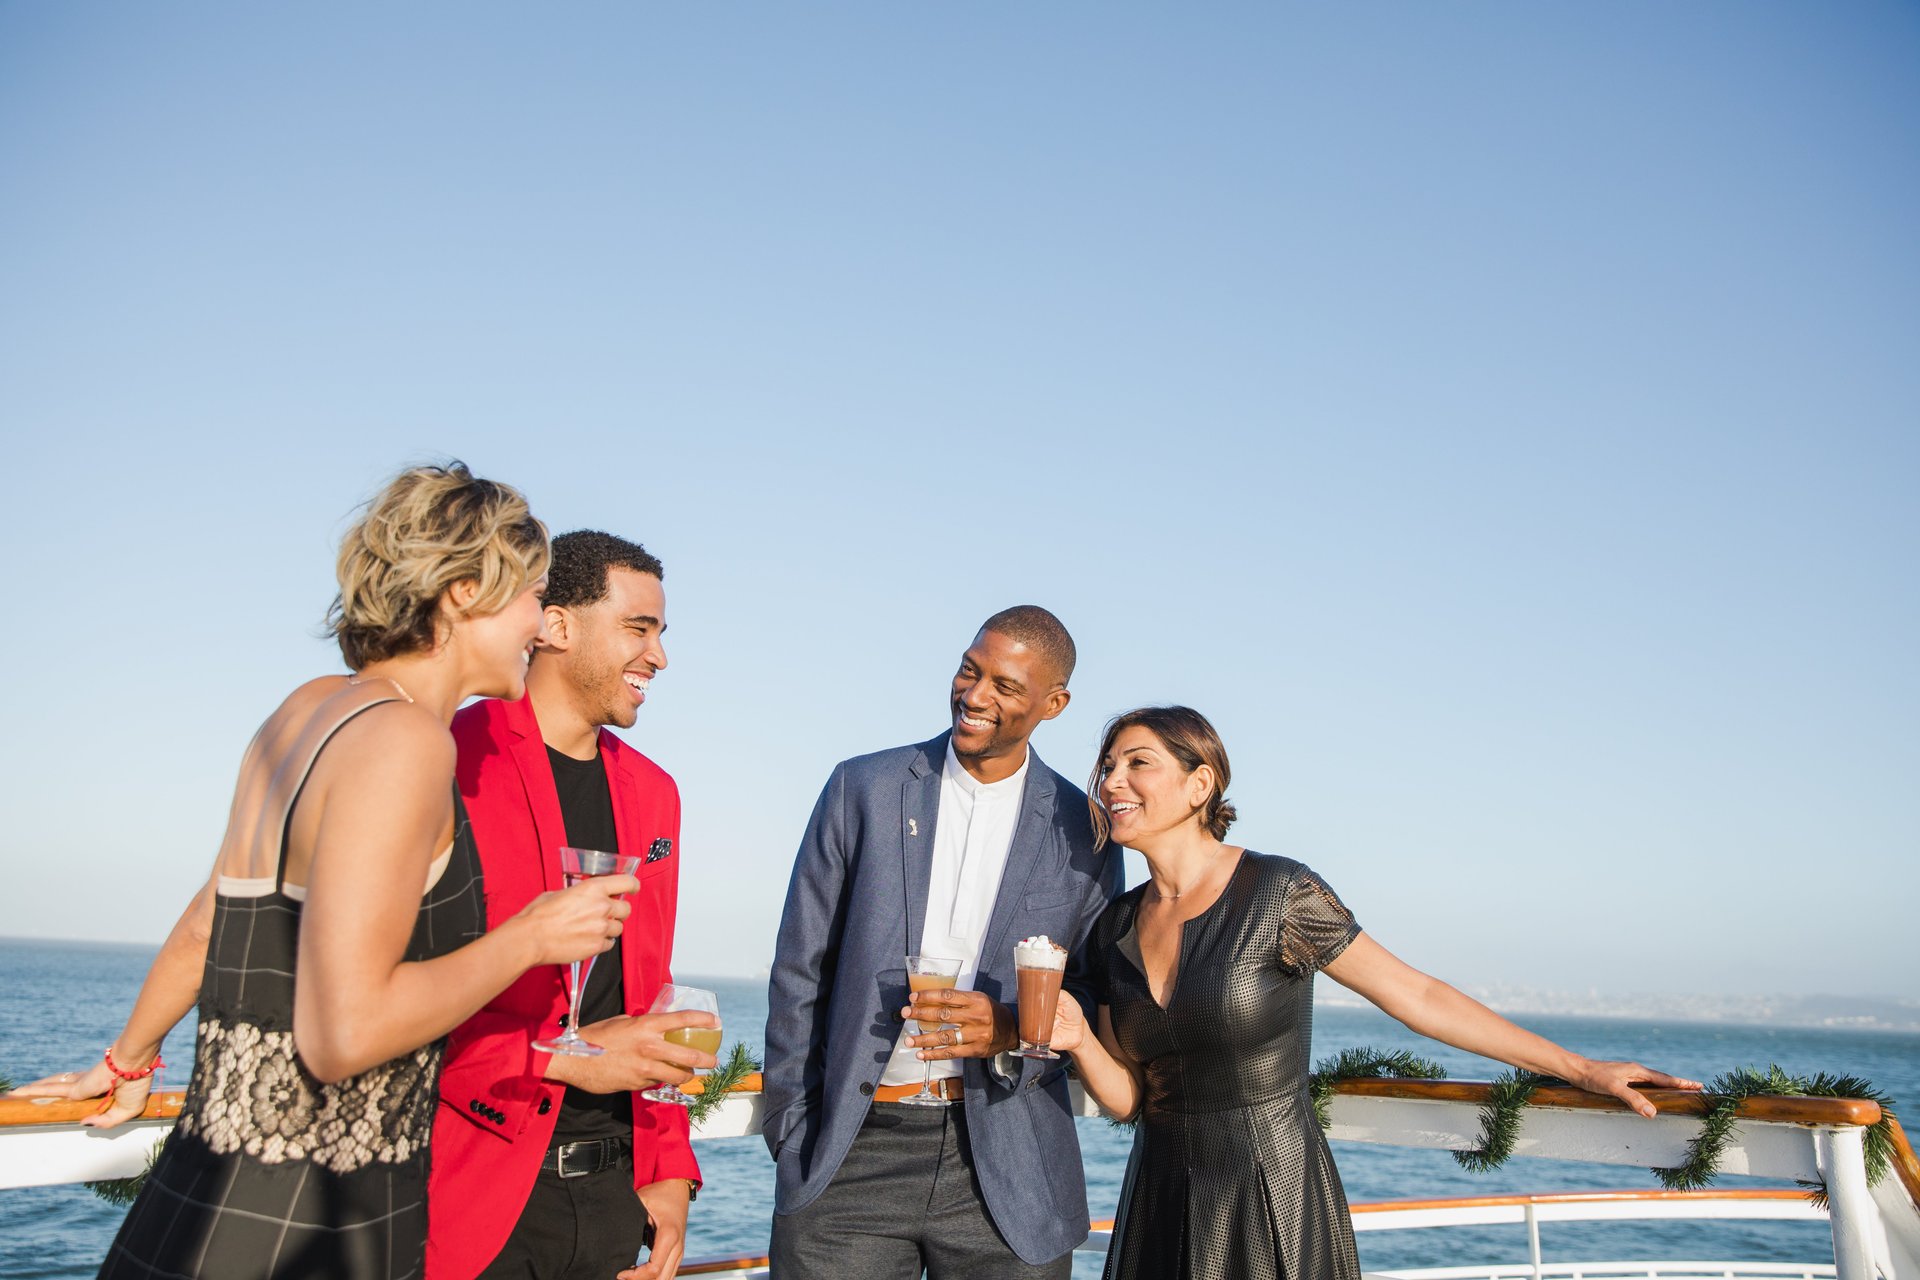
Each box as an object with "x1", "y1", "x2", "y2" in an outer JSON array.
[
  {"x1": 1097, "y1": 724, "x2": 1216, "y2": 849},
  {"x1": 948, "y1": 628, "x2": 1070, "y2": 775},
  {"x1": 546, "y1": 567, "x2": 668, "y2": 730},
  {"x1": 455, "y1": 574, "x2": 551, "y2": 701}
]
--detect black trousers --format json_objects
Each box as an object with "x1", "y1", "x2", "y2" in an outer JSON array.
[
  {"x1": 476, "y1": 1149, "x2": 651, "y2": 1280},
  {"x1": 769, "y1": 1103, "x2": 1073, "y2": 1280}
]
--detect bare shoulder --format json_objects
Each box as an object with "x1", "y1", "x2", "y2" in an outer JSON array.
[
  {"x1": 323, "y1": 698, "x2": 455, "y2": 771},
  {"x1": 249, "y1": 674, "x2": 352, "y2": 739}
]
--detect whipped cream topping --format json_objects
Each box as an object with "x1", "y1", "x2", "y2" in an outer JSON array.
[{"x1": 1014, "y1": 935, "x2": 1068, "y2": 971}]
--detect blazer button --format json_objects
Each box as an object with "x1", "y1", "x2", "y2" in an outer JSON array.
[
  {"x1": 859, "y1": 1082, "x2": 874, "y2": 1097},
  {"x1": 469, "y1": 1099, "x2": 481, "y2": 1113},
  {"x1": 538, "y1": 1097, "x2": 552, "y2": 1115}
]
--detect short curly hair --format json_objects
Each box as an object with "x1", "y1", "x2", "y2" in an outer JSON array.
[
  {"x1": 327, "y1": 461, "x2": 549, "y2": 669},
  {"x1": 979, "y1": 605, "x2": 1076, "y2": 688},
  {"x1": 543, "y1": 530, "x2": 665, "y2": 611}
]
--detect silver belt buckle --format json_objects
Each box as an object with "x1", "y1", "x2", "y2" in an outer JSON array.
[{"x1": 555, "y1": 1140, "x2": 595, "y2": 1179}]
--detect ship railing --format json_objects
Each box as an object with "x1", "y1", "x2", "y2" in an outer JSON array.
[
  {"x1": 4, "y1": 1076, "x2": 1916, "y2": 1279},
  {"x1": 1341, "y1": 1187, "x2": 1836, "y2": 1280}
]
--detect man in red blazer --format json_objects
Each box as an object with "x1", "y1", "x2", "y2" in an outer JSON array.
[{"x1": 428, "y1": 531, "x2": 717, "y2": 1280}]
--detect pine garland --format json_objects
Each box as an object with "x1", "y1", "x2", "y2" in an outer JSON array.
[
  {"x1": 1309, "y1": 1047, "x2": 1447, "y2": 1131},
  {"x1": 686, "y1": 1041, "x2": 759, "y2": 1128},
  {"x1": 1653, "y1": 1063, "x2": 1901, "y2": 1201},
  {"x1": 89, "y1": 1137, "x2": 165, "y2": 1206},
  {"x1": 1453, "y1": 1069, "x2": 1560, "y2": 1172}
]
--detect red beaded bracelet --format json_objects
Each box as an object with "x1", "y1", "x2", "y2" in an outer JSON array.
[{"x1": 104, "y1": 1046, "x2": 164, "y2": 1081}]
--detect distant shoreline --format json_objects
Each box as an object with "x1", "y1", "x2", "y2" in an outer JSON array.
[{"x1": 6, "y1": 936, "x2": 1913, "y2": 1036}]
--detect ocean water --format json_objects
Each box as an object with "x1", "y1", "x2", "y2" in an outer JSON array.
[{"x1": 3, "y1": 938, "x2": 1915, "y2": 1279}]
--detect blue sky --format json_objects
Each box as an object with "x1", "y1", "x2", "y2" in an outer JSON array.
[{"x1": 2, "y1": 2, "x2": 1914, "y2": 998}]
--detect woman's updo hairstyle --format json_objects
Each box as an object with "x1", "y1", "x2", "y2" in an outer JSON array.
[
  {"x1": 328, "y1": 461, "x2": 549, "y2": 670},
  {"x1": 1088, "y1": 705, "x2": 1238, "y2": 849}
]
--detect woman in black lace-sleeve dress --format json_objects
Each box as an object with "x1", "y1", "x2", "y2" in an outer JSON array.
[
  {"x1": 1051, "y1": 707, "x2": 1701, "y2": 1280},
  {"x1": 8, "y1": 463, "x2": 638, "y2": 1279}
]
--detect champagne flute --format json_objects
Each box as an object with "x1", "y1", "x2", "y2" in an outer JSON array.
[
  {"x1": 900, "y1": 955, "x2": 963, "y2": 1107},
  {"x1": 532, "y1": 846, "x2": 640, "y2": 1057},
  {"x1": 641, "y1": 984, "x2": 723, "y2": 1106}
]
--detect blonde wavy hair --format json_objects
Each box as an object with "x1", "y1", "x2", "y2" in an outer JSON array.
[{"x1": 328, "y1": 461, "x2": 550, "y2": 669}]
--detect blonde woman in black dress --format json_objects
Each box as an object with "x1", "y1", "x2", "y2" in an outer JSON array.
[
  {"x1": 1049, "y1": 706, "x2": 1701, "y2": 1280},
  {"x1": 11, "y1": 463, "x2": 637, "y2": 1279}
]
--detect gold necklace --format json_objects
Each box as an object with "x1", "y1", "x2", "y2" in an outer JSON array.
[
  {"x1": 349, "y1": 674, "x2": 414, "y2": 703},
  {"x1": 1150, "y1": 850, "x2": 1231, "y2": 902}
]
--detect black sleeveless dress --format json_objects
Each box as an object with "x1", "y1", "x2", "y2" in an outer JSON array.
[
  {"x1": 100, "y1": 699, "x2": 486, "y2": 1280},
  {"x1": 1092, "y1": 852, "x2": 1363, "y2": 1280}
]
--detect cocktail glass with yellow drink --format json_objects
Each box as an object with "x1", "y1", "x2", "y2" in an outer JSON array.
[{"x1": 641, "y1": 984, "x2": 722, "y2": 1107}]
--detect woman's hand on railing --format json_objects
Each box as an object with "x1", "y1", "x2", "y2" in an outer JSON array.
[
  {"x1": 6, "y1": 1060, "x2": 152, "y2": 1128},
  {"x1": 1565, "y1": 1058, "x2": 1702, "y2": 1118}
]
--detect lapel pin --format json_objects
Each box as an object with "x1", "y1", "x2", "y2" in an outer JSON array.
[{"x1": 909, "y1": 819, "x2": 919, "y2": 837}]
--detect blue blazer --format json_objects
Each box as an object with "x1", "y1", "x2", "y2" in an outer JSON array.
[{"x1": 762, "y1": 732, "x2": 1123, "y2": 1265}]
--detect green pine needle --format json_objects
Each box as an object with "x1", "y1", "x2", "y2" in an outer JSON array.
[
  {"x1": 1651, "y1": 1063, "x2": 1900, "y2": 1200},
  {"x1": 1454, "y1": 1070, "x2": 1555, "y2": 1173},
  {"x1": 89, "y1": 1138, "x2": 164, "y2": 1207},
  {"x1": 685, "y1": 1042, "x2": 759, "y2": 1128},
  {"x1": 1309, "y1": 1047, "x2": 1446, "y2": 1131}
]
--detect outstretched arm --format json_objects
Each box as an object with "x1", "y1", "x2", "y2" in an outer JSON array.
[
  {"x1": 7, "y1": 875, "x2": 216, "y2": 1125},
  {"x1": 1323, "y1": 933, "x2": 1701, "y2": 1116}
]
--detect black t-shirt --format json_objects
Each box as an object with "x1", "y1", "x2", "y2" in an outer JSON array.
[{"x1": 546, "y1": 745, "x2": 634, "y2": 1143}]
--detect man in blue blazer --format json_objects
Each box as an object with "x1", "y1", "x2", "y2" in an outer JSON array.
[{"x1": 763, "y1": 606, "x2": 1124, "y2": 1278}]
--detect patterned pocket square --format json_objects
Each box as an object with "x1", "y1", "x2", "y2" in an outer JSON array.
[{"x1": 646, "y1": 838, "x2": 673, "y2": 864}]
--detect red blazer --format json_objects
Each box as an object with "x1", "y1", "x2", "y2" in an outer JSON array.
[{"x1": 426, "y1": 694, "x2": 699, "y2": 1280}]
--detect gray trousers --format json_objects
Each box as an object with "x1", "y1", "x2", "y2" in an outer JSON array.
[{"x1": 769, "y1": 1103, "x2": 1074, "y2": 1280}]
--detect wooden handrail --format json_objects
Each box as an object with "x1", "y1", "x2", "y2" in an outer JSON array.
[
  {"x1": 0, "y1": 1074, "x2": 758, "y2": 1126},
  {"x1": 0, "y1": 1090, "x2": 185, "y2": 1127},
  {"x1": 682, "y1": 1071, "x2": 763, "y2": 1096},
  {"x1": 0, "y1": 1074, "x2": 1886, "y2": 1128},
  {"x1": 1331, "y1": 1077, "x2": 1884, "y2": 1127}
]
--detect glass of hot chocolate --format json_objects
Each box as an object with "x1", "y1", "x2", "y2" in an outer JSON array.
[{"x1": 1013, "y1": 935, "x2": 1068, "y2": 1060}]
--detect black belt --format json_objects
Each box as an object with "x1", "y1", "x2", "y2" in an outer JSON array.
[{"x1": 540, "y1": 1135, "x2": 630, "y2": 1179}]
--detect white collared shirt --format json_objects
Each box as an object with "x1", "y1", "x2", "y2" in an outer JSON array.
[{"x1": 877, "y1": 742, "x2": 1030, "y2": 1085}]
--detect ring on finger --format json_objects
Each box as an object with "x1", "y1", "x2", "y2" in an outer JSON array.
[{"x1": 952, "y1": 1028, "x2": 964, "y2": 1046}]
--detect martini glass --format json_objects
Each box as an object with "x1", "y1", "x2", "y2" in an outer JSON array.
[
  {"x1": 900, "y1": 955, "x2": 963, "y2": 1106},
  {"x1": 641, "y1": 985, "x2": 722, "y2": 1106},
  {"x1": 532, "y1": 846, "x2": 640, "y2": 1057}
]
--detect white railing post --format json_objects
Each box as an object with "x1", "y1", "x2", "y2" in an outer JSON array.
[
  {"x1": 1814, "y1": 1125, "x2": 1877, "y2": 1280},
  {"x1": 1523, "y1": 1199, "x2": 1543, "y2": 1280}
]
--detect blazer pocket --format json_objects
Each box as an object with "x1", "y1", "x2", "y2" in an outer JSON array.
[{"x1": 1023, "y1": 891, "x2": 1074, "y2": 911}]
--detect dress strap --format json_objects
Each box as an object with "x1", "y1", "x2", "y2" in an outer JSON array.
[{"x1": 266, "y1": 678, "x2": 413, "y2": 893}]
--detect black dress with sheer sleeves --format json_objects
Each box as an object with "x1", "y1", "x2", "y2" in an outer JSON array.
[
  {"x1": 1093, "y1": 851, "x2": 1363, "y2": 1280},
  {"x1": 98, "y1": 693, "x2": 486, "y2": 1280}
]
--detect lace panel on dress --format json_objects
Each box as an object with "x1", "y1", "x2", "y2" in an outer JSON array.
[
  {"x1": 1278, "y1": 865, "x2": 1361, "y2": 976},
  {"x1": 176, "y1": 1017, "x2": 439, "y2": 1173}
]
